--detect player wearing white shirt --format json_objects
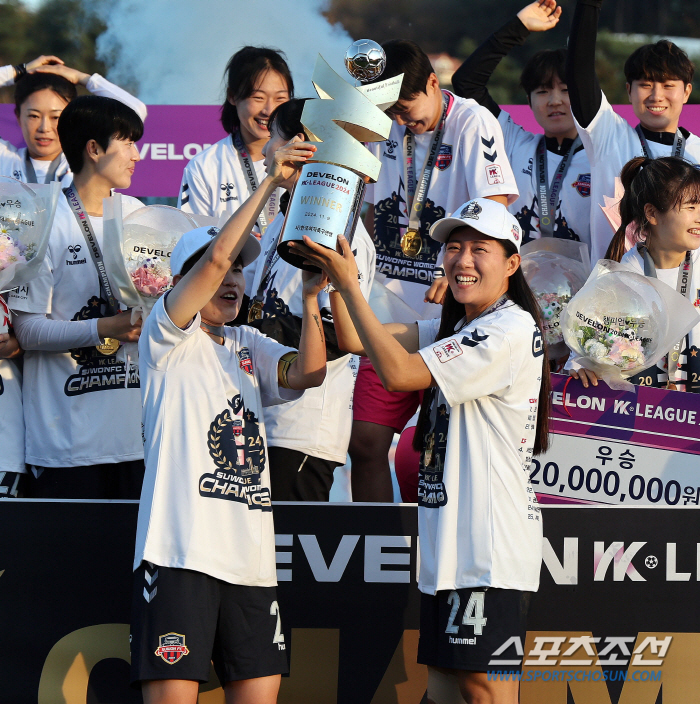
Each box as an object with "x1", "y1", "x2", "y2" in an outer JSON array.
[
  {"x1": 566, "y1": 0, "x2": 700, "y2": 264},
  {"x1": 9, "y1": 96, "x2": 145, "y2": 498},
  {"x1": 0, "y1": 55, "x2": 147, "y2": 186},
  {"x1": 353, "y1": 39, "x2": 520, "y2": 502},
  {"x1": 131, "y1": 136, "x2": 326, "y2": 703},
  {"x1": 177, "y1": 47, "x2": 292, "y2": 308},
  {"x1": 247, "y1": 99, "x2": 376, "y2": 500},
  {"x1": 0, "y1": 297, "x2": 25, "y2": 498},
  {"x1": 571, "y1": 157, "x2": 700, "y2": 394},
  {"x1": 453, "y1": 1, "x2": 592, "y2": 250},
  {"x1": 296, "y1": 197, "x2": 551, "y2": 704}
]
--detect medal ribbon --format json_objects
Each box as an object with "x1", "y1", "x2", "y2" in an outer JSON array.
[
  {"x1": 63, "y1": 186, "x2": 119, "y2": 316},
  {"x1": 403, "y1": 92, "x2": 451, "y2": 235},
  {"x1": 635, "y1": 124, "x2": 686, "y2": 160},
  {"x1": 248, "y1": 224, "x2": 286, "y2": 319},
  {"x1": 232, "y1": 131, "x2": 277, "y2": 234},
  {"x1": 535, "y1": 135, "x2": 582, "y2": 238},
  {"x1": 639, "y1": 244, "x2": 692, "y2": 385},
  {"x1": 24, "y1": 151, "x2": 64, "y2": 184}
]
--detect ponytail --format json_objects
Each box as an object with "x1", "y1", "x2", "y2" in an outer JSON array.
[
  {"x1": 413, "y1": 241, "x2": 551, "y2": 456},
  {"x1": 605, "y1": 156, "x2": 700, "y2": 261}
]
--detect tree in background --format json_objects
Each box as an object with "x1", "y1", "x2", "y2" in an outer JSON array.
[
  {"x1": 324, "y1": 0, "x2": 700, "y2": 103},
  {"x1": 0, "y1": 0, "x2": 107, "y2": 102}
]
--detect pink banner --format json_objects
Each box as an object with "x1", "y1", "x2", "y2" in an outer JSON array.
[{"x1": 2, "y1": 103, "x2": 700, "y2": 198}]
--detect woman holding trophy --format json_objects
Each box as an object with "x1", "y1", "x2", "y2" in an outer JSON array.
[{"x1": 292, "y1": 198, "x2": 550, "y2": 704}]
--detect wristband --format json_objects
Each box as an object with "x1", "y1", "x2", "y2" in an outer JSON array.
[{"x1": 13, "y1": 63, "x2": 26, "y2": 82}]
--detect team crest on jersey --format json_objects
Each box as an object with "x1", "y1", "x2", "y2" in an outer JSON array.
[
  {"x1": 694, "y1": 289, "x2": 700, "y2": 307},
  {"x1": 207, "y1": 227, "x2": 220, "y2": 237},
  {"x1": 572, "y1": 173, "x2": 591, "y2": 197},
  {"x1": 485, "y1": 164, "x2": 504, "y2": 185},
  {"x1": 532, "y1": 328, "x2": 544, "y2": 357},
  {"x1": 154, "y1": 633, "x2": 190, "y2": 664},
  {"x1": 433, "y1": 339, "x2": 462, "y2": 362},
  {"x1": 202, "y1": 394, "x2": 271, "y2": 510},
  {"x1": 460, "y1": 201, "x2": 482, "y2": 220},
  {"x1": 238, "y1": 347, "x2": 253, "y2": 375},
  {"x1": 511, "y1": 225, "x2": 521, "y2": 242},
  {"x1": 436, "y1": 144, "x2": 453, "y2": 171}
]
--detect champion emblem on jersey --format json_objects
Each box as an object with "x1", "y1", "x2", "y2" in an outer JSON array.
[
  {"x1": 436, "y1": 144, "x2": 453, "y2": 171},
  {"x1": 485, "y1": 164, "x2": 504, "y2": 185},
  {"x1": 238, "y1": 347, "x2": 253, "y2": 375},
  {"x1": 433, "y1": 339, "x2": 463, "y2": 362},
  {"x1": 155, "y1": 633, "x2": 190, "y2": 664},
  {"x1": 572, "y1": 173, "x2": 591, "y2": 197},
  {"x1": 232, "y1": 419, "x2": 243, "y2": 436},
  {"x1": 532, "y1": 328, "x2": 544, "y2": 357},
  {"x1": 460, "y1": 201, "x2": 482, "y2": 219}
]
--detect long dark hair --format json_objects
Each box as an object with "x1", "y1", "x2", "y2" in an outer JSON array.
[
  {"x1": 220, "y1": 46, "x2": 294, "y2": 135},
  {"x1": 14, "y1": 72, "x2": 77, "y2": 114},
  {"x1": 605, "y1": 156, "x2": 700, "y2": 262},
  {"x1": 413, "y1": 239, "x2": 552, "y2": 455}
]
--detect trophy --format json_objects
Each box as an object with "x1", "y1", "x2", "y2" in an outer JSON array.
[{"x1": 277, "y1": 40, "x2": 402, "y2": 270}]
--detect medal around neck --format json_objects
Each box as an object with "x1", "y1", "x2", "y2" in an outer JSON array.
[
  {"x1": 103, "y1": 195, "x2": 198, "y2": 322},
  {"x1": 277, "y1": 41, "x2": 402, "y2": 271},
  {"x1": 0, "y1": 177, "x2": 59, "y2": 293}
]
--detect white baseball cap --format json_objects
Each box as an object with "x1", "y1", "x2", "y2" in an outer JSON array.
[
  {"x1": 429, "y1": 198, "x2": 523, "y2": 252},
  {"x1": 170, "y1": 226, "x2": 261, "y2": 276}
]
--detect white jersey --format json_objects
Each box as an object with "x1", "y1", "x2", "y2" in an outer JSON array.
[
  {"x1": 134, "y1": 295, "x2": 301, "y2": 586},
  {"x1": 365, "y1": 92, "x2": 519, "y2": 317},
  {"x1": 6, "y1": 194, "x2": 144, "y2": 467},
  {"x1": 249, "y1": 212, "x2": 376, "y2": 463},
  {"x1": 576, "y1": 94, "x2": 700, "y2": 264},
  {"x1": 416, "y1": 303, "x2": 543, "y2": 594},
  {"x1": 0, "y1": 359, "x2": 25, "y2": 473},
  {"x1": 0, "y1": 70, "x2": 148, "y2": 187},
  {"x1": 498, "y1": 110, "x2": 592, "y2": 250}
]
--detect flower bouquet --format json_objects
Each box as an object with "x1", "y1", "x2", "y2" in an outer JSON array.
[
  {"x1": 0, "y1": 177, "x2": 60, "y2": 293},
  {"x1": 520, "y1": 239, "x2": 590, "y2": 357},
  {"x1": 561, "y1": 260, "x2": 700, "y2": 388},
  {"x1": 103, "y1": 195, "x2": 198, "y2": 320}
]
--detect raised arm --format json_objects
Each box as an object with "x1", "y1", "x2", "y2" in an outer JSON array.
[
  {"x1": 292, "y1": 235, "x2": 432, "y2": 392},
  {"x1": 166, "y1": 137, "x2": 316, "y2": 328},
  {"x1": 32, "y1": 63, "x2": 148, "y2": 121},
  {"x1": 452, "y1": 1, "x2": 561, "y2": 117},
  {"x1": 565, "y1": 0, "x2": 604, "y2": 128}
]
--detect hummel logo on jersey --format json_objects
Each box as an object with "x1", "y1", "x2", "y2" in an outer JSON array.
[
  {"x1": 221, "y1": 183, "x2": 235, "y2": 197},
  {"x1": 66, "y1": 244, "x2": 86, "y2": 266},
  {"x1": 460, "y1": 201, "x2": 482, "y2": 219},
  {"x1": 434, "y1": 339, "x2": 463, "y2": 362},
  {"x1": 462, "y1": 330, "x2": 489, "y2": 348},
  {"x1": 385, "y1": 139, "x2": 398, "y2": 154},
  {"x1": 481, "y1": 136, "x2": 497, "y2": 162}
]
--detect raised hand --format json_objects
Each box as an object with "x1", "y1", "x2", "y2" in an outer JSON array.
[
  {"x1": 268, "y1": 135, "x2": 317, "y2": 185},
  {"x1": 31, "y1": 63, "x2": 90, "y2": 86},
  {"x1": 25, "y1": 55, "x2": 63, "y2": 71},
  {"x1": 517, "y1": 0, "x2": 562, "y2": 32}
]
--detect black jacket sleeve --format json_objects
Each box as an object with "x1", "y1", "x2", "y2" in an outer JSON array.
[
  {"x1": 452, "y1": 16, "x2": 530, "y2": 119},
  {"x1": 566, "y1": 0, "x2": 604, "y2": 129}
]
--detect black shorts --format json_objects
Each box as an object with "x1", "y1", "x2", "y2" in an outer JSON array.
[
  {"x1": 130, "y1": 563, "x2": 288, "y2": 686},
  {"x1": 418, "y1": 587, "x2": 531, "y2": 672}
]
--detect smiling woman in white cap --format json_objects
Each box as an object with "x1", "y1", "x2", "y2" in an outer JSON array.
[
  {"x1": 130, "y1": 137, "x2": 327, "y2": 704},
  {"x1": 293, "y1": 197, "x2": 551, "y2": 704}
]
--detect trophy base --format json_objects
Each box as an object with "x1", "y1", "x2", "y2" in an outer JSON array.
[
  {"x1": 277, "y1": 162, "x2": 365, "y2": 271},
  {"x1": 276, "y1": 239, "x2": 328, "y2": 273}
]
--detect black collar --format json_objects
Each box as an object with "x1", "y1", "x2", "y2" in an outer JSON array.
[
  {"x1": 544, "y1": 135, "x2": 584, "y2": 156},
  {"x1": 639, "y1": 124, "x2": 691, "y2": 144}
]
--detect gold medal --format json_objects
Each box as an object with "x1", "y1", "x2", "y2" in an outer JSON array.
[
  {"x1": 96, "y1": 337, "x2": 120, "y2": 356},
  {"x1": 400, "y1": 228, "x2": 422, "y2": 258},
  {"x1": 248, "y1": 299, "x2": 263, "y2": 323}
]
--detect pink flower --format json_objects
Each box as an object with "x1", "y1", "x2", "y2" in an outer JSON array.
[
  {"x1": 608, "y1": 337, "x2": 645, "y2": 371},
  {"x1": 129, "y1": 257, "x2": 172, "y2": 298}
]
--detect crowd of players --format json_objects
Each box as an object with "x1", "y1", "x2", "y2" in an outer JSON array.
[{"x1": 2, "y1": 0, "x2": 700, "y2": 701}]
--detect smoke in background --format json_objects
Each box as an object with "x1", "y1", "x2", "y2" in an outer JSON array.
[{"x1": 94, "y1": 0, "x2": 353, "y2": 104}]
